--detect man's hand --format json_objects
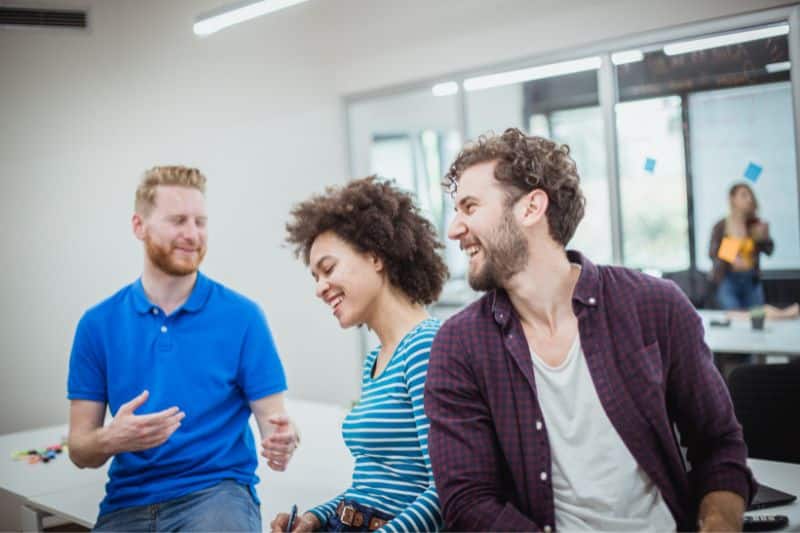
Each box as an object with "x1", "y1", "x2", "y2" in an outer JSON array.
[
  {"x1": 698, "y1": 490, "x2": 745, "y2": 532},
  {"x1": 103, "y1": 390, "x2": 185, "y2": 454},
  {"x1": 261, "y1": 414, "x2": 299, "y2": 471},
  {"x1": 270, "y1": 511, "x2": 319, "y2": 532}
]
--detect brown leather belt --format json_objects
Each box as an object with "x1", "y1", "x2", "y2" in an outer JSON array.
[{"x1": 335, "y1": 501, "x2": 388, "y2": 531}]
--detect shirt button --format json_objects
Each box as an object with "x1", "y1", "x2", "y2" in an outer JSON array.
[
  {"x1": 540, "y1": 471, "x2": 548, "y2": 481},
  {"x1": 152, "y1": 308, "x2": 158, "y2": 315},
  {"x1": 588, "y1": 297, "x2": 596, "y2": 305},
  {"x1": 536, "y1": 420, "x2": 543, "y2": 431},
  {"x1": 544, "y1": 526, "x2": 552, "y2": 533},
  {"x1": 160, "y1": 325, "x2": 167, "y2": 333}
]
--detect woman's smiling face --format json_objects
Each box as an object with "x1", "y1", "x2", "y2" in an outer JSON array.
[{"x1": 309, "y1": 231, "x2": 385, "y2": 329}]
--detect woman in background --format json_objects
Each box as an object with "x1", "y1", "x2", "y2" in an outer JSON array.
[
  {"x1": 709, "y1": 183, "x2": 774, "y2": 310},
  {"x1": 272, "y1": 177, "x2": 447, "y2": 532}
]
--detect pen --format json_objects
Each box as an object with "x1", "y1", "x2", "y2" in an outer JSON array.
[{"x1": 286, "y1": 504, "x2": 298, "y2": 532}]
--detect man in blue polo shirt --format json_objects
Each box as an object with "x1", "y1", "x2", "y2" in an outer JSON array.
[{"x1": 67, "y1": 165, "x2": 298, "y2": 531}]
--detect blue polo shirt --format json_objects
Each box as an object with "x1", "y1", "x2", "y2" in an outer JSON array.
[{"x1": 67, "y1": 272, "x2": 287, "y2": 516}]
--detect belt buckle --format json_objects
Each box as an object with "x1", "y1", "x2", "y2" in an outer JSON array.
[
  {"x1": 368, "y1": 517, "x2": 386, "y2": 531},
  {"x1": 340, "y1": 505, "x2": 356, "y2": 526}
]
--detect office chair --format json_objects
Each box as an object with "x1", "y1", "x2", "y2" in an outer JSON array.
[
  {"x1": 728, "y1": 361, "x2": 800, "y2": 464},
  {"x1": 662, "y1": 269, "x2": 715, "y2": 309}
]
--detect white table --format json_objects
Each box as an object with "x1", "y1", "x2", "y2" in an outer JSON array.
[
  {"x1": 0, "y1": 423, "x2": 109, "y2": 531},
  {"x1": 699, "y1": 310, "x2": 800, "y2": 356},
  {"x1": 1, "y1": 398, "x2": 353, "y2": 531},
  {"x1": 746, "y1": 458, "x2": 800, "y2": 531}
]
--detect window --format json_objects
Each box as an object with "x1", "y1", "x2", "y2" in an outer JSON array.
[
  {"x1": 616, "y1": 96, "x2": 688, "y2": 271},
  {"x1": 690, "y1": 82, "x2": 800, "y2": 270},
  {"x1": 346, "y1": 8, "x2": 800, "y2": 308}
]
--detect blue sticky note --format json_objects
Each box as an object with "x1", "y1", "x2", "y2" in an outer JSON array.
[
  {"x1": 744, "y1": 162, "x2": 762, "y2": 183},
  {"x1": 644, "y1": 157, "x2": 656, "y2": 173}
]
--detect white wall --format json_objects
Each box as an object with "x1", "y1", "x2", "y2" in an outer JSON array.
[{"x1": 0, "y1": 0, "x2": 794, "y2": 435}]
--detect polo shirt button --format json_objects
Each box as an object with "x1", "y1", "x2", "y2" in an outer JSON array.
[
  {"x1": 536, "y1": 420, "x2": 543, "y2": 431},
  {"x1": 152, "y1": 308, "x2": 158, "y2": 315},
  {"x1": 588, "y1": 297, "x2": 596, "y2": 305},
  {"x1": 507, "y1": 333, "x2": 513, "y2": 340},
  {"x1": 540, "y1": 471, "x2": 547, "y2": 481},
  {"x1": 160, "y1": 325, "x2": 167, "y2": 333},
  {"x1": 544, "y1": 526, "x2": 552, "y2": 533}
]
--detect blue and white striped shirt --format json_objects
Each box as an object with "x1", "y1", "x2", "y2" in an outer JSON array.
[{"x1": 309, "y1": 318, "x2": 442, "y2": 532}]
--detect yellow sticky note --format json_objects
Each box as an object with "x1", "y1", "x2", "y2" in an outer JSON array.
[{"x1": 717, "y1": 237, "x2": 741, "y2": 263}]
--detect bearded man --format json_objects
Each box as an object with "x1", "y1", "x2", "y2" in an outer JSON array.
[
  {"x1": 424, "y1": 129, "x2": 754, "y2": 532},
  {"x1": 67, "y1": 166, "x2": 298, "y2": 531}
]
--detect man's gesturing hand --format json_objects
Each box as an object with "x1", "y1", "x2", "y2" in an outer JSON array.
[
  {"x1": 103, "y1": 390, "x2": 185, "y2": 454},
  {"x1": 261, "y1": 414, "x2": 299, "y2": 471}
]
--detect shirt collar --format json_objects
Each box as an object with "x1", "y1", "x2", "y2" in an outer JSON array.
[
  {"x1": 567, "y1": 250, "x2": 601, "y2": 308},
  {"x1": 490, "y1": 250, "x2": 601, "y2": 327},
  {"x1": 130, "y1": 271, "x2": 211, "y2": 314},
  {"x1": 182, "y1": 272, "x2": 211, "y2": 313}
]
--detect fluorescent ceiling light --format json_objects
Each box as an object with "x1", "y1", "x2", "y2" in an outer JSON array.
[
  {"x1": 464, "y1": 56, "x2": 602, "y2": 92},
  {"x1": 432, "y1": 82, "x2": 459, "y2": 96},
  {"x1": 611, "y1": 49, "x2": 644, "y2": 65},
  {"x1": 194, "y1": 0, "x2": 309, "y2": 36},
  {"x1": 766, "y1": 61, "x2": 791, "y2": 73},
  {"x1": 663, "y1": 24, "x2": 789, "y2": 56}
]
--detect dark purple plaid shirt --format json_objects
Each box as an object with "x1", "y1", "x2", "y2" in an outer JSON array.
[{"x1": 425, "y1": 251, "x2": 754, "y2": 532}]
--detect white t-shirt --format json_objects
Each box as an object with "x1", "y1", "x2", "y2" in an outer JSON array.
[{"x1": 530, "y1": 335, "x2": 676, "y2": 532}]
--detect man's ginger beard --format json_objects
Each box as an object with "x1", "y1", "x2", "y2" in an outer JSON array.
[{"x1": 144, "y1": 233, "x2": 206, "y2": 276}]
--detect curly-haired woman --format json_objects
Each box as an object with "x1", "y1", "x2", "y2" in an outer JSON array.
[{"x1": 271, "y1": 176, "x2": 448, "y2": 532}]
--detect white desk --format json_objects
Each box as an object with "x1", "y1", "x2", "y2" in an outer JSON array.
[
  {"x1": 1, "y1": 399, "x2": 352, "y2": 531},
  {"x1": 0, "y1": 423, "x2": 109, "y2": 530},
  {"x1": 746, "y1": 458, "x2": 800, "y2": 531},
  {"x1": 699, "y1": 310, "x2": 800, "y2": 356},
  {"x1": 0, "y1": 424, "x2": 108, "y2": 498}
]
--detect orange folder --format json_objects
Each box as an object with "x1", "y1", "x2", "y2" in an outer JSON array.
[{"x1": 717, "y1": 236, "x2": 741, "y2": 264}]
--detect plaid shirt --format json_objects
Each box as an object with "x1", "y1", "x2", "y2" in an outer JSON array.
[{"x1": 425, "y1": 251, "x2": 754, "y2": 532}]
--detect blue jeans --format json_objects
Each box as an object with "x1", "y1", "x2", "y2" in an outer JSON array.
[
  {"x1": 717, "y1": 270, "x2": 765, "y2": 310},
  {"x1": 93, "y1": 480, "x2": 261, "y2": 532}
]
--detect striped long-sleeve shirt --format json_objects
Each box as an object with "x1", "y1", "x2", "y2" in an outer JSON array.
[{"x1": 308, "y1": 318, "x2": 442, "y2": 532}]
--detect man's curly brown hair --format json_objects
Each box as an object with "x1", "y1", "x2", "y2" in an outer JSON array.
[
  {"x1": 285, "y1": 176, "x2": 449, "y2": 305},
  {"x1": 444, "y1": 127, "x2": 585, "y2": 246}
]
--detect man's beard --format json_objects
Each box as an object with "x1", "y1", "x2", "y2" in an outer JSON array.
[
  {"x1": 144, "y1": 235, "x2": 206, "y2": 276},
  {"x1": 468, "y1": 211, "x2": 529, "y2": 292}
]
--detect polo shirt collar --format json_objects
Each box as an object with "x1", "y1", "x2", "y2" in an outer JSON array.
[
  {"x1": 130, "y1": 271, "x2": 212, "y2": 314},
  {"x1": 182, "y1": 272, "x2": 211, "y2": 313},
  {"x1": 491, "y1": 249, "x2": 601, "y2": 327},
  {"x1": 131, "y1": 278, "x2": 153, "y2": 314}
]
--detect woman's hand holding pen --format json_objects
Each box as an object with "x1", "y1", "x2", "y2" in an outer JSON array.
[{"x1": 270, "y1": 511, "x2": 320, "y2": 532}]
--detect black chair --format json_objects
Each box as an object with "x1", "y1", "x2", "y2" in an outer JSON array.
[
  {"x1": 728, "y1": 361, "x2": 800, "y2": 464},
  {"x1": 662, "y1": 269, "x2": 716, "y2": 309}
]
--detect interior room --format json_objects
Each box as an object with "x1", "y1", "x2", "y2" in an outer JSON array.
[{"x1": 1, "y1": 0, "x2": 799, "y2": 531}]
